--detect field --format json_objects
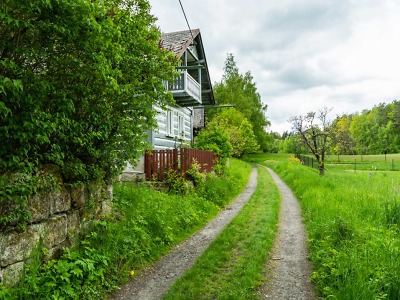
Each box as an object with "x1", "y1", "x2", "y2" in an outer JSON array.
[
  {"x1": 244, "y1": 153, "x2": 400, "y2": 299},
  {"x1": 301, "y1": 153, "x2": 400, "y2": 172}
]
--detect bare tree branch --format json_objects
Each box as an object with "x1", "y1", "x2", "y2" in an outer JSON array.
[{"x1": 289, "y1": 107, "x2": 333, "y2": 175}]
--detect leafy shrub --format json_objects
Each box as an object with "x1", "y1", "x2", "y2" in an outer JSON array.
[
  {"x1": 186, "y1": 159, "x2": 207, "y2": 192},
  {"x1": 205, "y1": 108, "x2": 259, "y2": 158},
  {"x1": 194, "y1": 126, "x2": 232, "y2": 174},
  {"x1": 164, "y1": 170, "x2": 190, "y2": 195},
  {"x1": 288, "y1": 156, "x2": 301, "y2": 163},
  {"x1": 0, "y1": 0, "x2": 176, "y2": 229}
]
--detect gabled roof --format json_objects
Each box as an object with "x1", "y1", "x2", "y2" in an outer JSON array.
[
  {"x1": 161, "y1": 29, "x2": 200, "y2": 58},
  {"x1": 161, "y1": 29, "x2": 215, "y2": 106}
]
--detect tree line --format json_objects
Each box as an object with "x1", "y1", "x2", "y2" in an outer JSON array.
[{"x1": 272, "y1": 100, "x2": 400, "y2": 156}]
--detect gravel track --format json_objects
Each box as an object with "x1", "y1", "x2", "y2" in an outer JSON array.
[
  {"x1": 109, "y1": 166, "x2": 317, "y2": 300},
  {"x1": 258, "y1": 167, "x2": 317, "y2": 300},
  {"x1": 109, "y1": 167, "x2": 258, "y2": 300}
]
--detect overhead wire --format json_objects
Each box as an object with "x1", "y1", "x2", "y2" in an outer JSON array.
[{"x1": 178, "y1": 0, "x2": 195, "y2": 42}]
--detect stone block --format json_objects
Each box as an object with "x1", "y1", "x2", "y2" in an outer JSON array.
[
  {"x1": 88, "y1": 182, "x2": 102, "y2": 203},
  {"x1": 43, "y1": 215, "x2": 68, "y2": 249},
  {"x1": 70, "y1": 184, "x2": 87, "y2": 209},
  {"x1": 50, "y1": 188, "x2": 72, "y2": 215},
  {"x1": 2, "y1": 261, "x2": 24, "y2": 287},
  {"x1": 28, "y1": 193, "x2": 51, "y2": 223},
  {"x1": 67, "y1": 211, "x2": 81, "y2": 242},
  {"x1": 45, "y1": 244, "x2": 64, "y2": 261},
  {"x1": 119, "y1": 172, "x2": 145, "y2": 182},
  {"x1": 0, "y1": 225, "x2": 42, "y2": 267},
  {"x1": 123, "y1": 157, "x2": 144, "y2": 173},
  {"x1": 101, "y1": 200, "x2": 113, "y2": 216}
]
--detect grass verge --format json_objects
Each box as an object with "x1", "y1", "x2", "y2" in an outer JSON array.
[
  {"x1": 163, "y1": 165, "x2": 280, "y2": 300},
  {"x1": 245, "y1": 153, "x2": 400, "y2": 299},
  {"x1": 0, "y1": 159, "x2": 252, "y2": 300}
]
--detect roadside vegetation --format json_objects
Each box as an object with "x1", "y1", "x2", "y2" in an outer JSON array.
[
  {"x1": 0, "y1": 159, "x2": 252, "y2": 300},
  {"x1": 245, "y1": 153, "x2": 400, "y2": 299},
  {"x1": 164, "y1": 165, "x2": 280, "y2": 299}
]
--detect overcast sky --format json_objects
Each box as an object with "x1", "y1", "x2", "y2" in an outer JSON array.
[{"x1": 149, "y1": 0, "x2": 400, "y2": 134}]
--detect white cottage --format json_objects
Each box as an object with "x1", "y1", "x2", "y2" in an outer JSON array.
[{"x1": 122, "y1": 29, "x2": 215, "y2": 178}]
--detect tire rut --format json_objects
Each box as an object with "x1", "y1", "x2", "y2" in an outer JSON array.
[{"x1": 258, "y1": 167, "x2": 317, "y2": 300}]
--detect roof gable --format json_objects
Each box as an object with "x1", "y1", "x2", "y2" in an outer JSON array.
[
  {"x1": 161, "y1": 29, "x2": 200, "y2": 58},
  {"x1": 160, "y1": 29, "x2": 215, "y2": 106}
]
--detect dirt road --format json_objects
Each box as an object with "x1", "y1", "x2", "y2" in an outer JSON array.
[
  {"x1": 109, "y1": 166, "x2": 316, "y2": 300},
  {"x1": 258, "y1": 167, "x2": 316, "y2": 299},
  {"x1": 109, "y1": 168, "x2": 258, "y2": 300}
]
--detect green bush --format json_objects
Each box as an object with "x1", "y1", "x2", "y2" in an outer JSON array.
[
  {"x1": 194, "y1": 126, "x2": 232, "y2": 174},
  {"x1": 0, "y1": 0, "x2": 176, "y2": 229},
  {"x1": 164, "y1": 170, "x2": 190, "y2": 195},
  {"x1": 206, "y1": 108, "x2": 259, "y2": 158}
]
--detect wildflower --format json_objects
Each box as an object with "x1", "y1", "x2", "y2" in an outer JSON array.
[{"x1": 129, "y1": 270, "x2": 135, "y2": 277}]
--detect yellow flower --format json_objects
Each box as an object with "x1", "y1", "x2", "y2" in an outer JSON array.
[{"x1": 129, "y1": 270, "x2": 135, "y2": 277}]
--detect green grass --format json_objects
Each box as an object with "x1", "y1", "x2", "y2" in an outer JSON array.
[
  {"x1": 163, "y1": 165, "x2": 280, "y2": 300},
  {"x1": 0, "y1": 159, "x2": 252, "y2": 300},
  {"x1": 245, "y1": 153, "x2": 400, "y2": 299},
  {"x1": 300, "y1": 153, "x2": 400, "y2": 172}
]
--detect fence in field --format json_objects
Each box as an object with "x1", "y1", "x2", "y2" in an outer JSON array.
[
  {"x1": 144, "y1": 148, "x2": 218, "y2": 181},
  {"x1": 295, "y1": 154, "x2": 320, "y2": 171},
  {"x1": 295, "y1": 153, "x2": 400, "y2": 172}
]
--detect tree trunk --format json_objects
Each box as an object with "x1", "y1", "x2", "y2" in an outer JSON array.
[{"x1": 319, "y1": 162, "x2": 325, "y2": 175}]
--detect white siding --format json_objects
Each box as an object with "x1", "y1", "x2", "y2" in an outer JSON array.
[{"x1": 152, "y1": 105, "x2": 192, "y2": 150}]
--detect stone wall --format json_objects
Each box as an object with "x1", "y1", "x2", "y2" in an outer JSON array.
[{"x1": 0, "y1": 182, "x2": 112, "y2": 286}]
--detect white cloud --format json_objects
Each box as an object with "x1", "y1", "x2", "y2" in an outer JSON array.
[{"x1": 150, "y1": 0, "x2": 400, "y2": 134}]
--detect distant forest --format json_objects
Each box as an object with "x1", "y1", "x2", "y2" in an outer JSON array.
[{"x1": 273, "y1": 100, "x2": 400, "y2": 155}]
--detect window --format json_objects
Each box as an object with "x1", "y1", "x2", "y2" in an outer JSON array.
[
  {"x1": 166, "y1": 110, "x2": 174, "y2": 137},
  {"x1": 178, "y1": 114, "x2": 185, "y2": 138}
]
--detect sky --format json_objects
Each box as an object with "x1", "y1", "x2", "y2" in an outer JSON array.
[{"x1": 149, "y1": 0, "x2": 400, "y2": 134}]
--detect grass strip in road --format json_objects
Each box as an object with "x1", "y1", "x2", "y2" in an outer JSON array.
[{"x1": 163, "y1": 166, "x2": 280, "y2": 300}]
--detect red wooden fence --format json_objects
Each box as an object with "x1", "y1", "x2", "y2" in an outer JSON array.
[{"x1": 144, "y1": 148, "x2": 218, "y2": 181}]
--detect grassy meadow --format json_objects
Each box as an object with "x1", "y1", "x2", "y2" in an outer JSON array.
[
  {"x1": 244, "y1": 153, "x2": 400, "y2": 299},
  {"x1": 308, "y1": 153, "x2": 400, "y2": 172}
]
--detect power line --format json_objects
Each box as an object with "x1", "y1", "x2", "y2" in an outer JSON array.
[{"x1": 178, "y1": 0, "x2": 194, "y2": 42}]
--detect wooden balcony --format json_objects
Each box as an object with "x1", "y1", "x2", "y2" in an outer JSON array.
[{"x1": 167, "y1": 71, "x2": 202, "y2": 107}]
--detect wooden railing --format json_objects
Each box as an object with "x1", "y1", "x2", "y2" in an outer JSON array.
[
  {"x1": 144, "y1": 148, "x2": 218, "y2": 181},
  {"x1": 168, "y1": 71, "x2": 201, "y2": 103}
]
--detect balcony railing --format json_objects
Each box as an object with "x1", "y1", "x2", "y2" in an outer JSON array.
[{"x1": 166, "y1": 71, "x2": 202, "y2": 106}]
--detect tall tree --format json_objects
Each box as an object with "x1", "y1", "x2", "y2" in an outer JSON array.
[
  {"x1": 210, "y1": 53, "x2": 270, "y2": 151},
  {"x1": 289, "y1": 107, "x2": 333, "y2": 175},
  {"x1": 0, "y1": 0, "x2": 176, "y2": 183},
  {"x1": 332, "y1": 114, "x2": 355, "y2": 154}
]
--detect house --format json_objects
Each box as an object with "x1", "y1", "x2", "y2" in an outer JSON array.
[{"x1": 122, "y1": 29, "x2": 215, "y2": 178}]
